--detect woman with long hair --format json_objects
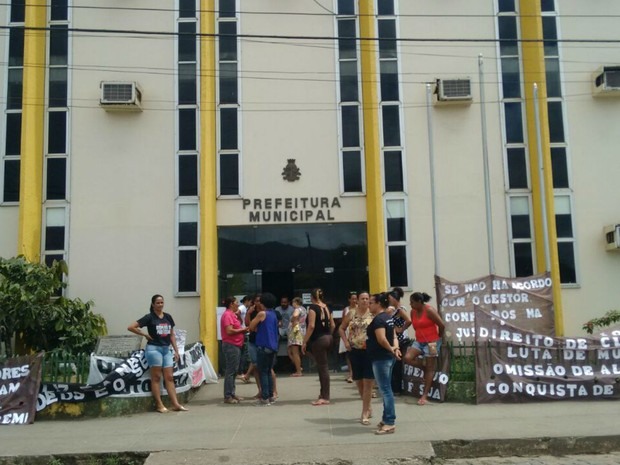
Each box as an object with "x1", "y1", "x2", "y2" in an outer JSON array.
[
  {"x1": 339, "y1": 291, "x2": 374, "y2": 424},
  {"x1": 387, "y1": 287, "x2": 412, "y2": 395},
  {"x1": 403, "y1": 292, "x2": 445, "y2": 406},
  {"x1": 220, "y1": 296, "x2": 249, "y2": 404},
  {"x1": 367, "y1": 292, "x2": 400, "y2": 434},
  {"x1": 127, "y1": 294, "x2": 187, "y2": 413},
  {"x1": 287, "y1": 296, "x2": 307, "y2": 377},
  {"x1": 302, "y1": 288, "x2": 335, "y2": 406},
  {"x1": 338, "y1": 292, "x2": 357, "y2": 383}
]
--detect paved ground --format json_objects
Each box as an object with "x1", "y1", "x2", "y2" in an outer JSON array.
[
  {"x1": 441, "y1": 454, "x2": 620, "y2": 465},
  {"x1": 1, "y1": 373, "x2": 619, "y2": 464}
]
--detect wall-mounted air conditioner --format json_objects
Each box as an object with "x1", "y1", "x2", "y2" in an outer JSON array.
[
  {"x1": 592, "y1": 66, "x2": 620, "y2": 97},
  {"x1": 434, "y1": 78, "x2": 473, "y2": 105},
  {"x1": 100, "y1": 81, "x2": 143, "y2": 111},
  {"x1": 604, "y1": 224, "x2": 620, "y2": 251}
]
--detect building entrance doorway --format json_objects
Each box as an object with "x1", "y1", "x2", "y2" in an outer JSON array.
[{"x1": 217, "y1": 223, "x2": 368, "y2": 309}]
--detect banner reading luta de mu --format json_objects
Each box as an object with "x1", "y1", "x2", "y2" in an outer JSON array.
[
  {"x1": 475, "y1": 310, "x2": 620, "y2": 403},
  {"x1": 435, "y1": 272, "x2": 555, "y2": 344}
]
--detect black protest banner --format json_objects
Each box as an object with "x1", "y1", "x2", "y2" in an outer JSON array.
[
  {"x1": 0, "y1": 353, "x2": 43, "y2": 425},
  {"x1": 402, "y1": 349, "x2": 451, "y2": 402},
  {"x1": 435, "y1": 273, "x2": 555, "y2": 344},
  {"x1": 475, "y1": 310, "x2": 620, "y2": 403},
  {"x1": 37, "y1": 343, "x2": 213, "y2": 412}
]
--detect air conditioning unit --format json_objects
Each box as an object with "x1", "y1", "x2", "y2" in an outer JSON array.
[
  {"x1": 100, "y1": 81, "x2": 143, "y2": 111},
  {"x1": 604, "y1": 224, "x2": 620, "y2": 251},
  {"x1": 592, "y1": 66, "x2": 620, "y2": 97},
  {"x1": 435, "y1": 78, "x2": 473, "y2": 105}
]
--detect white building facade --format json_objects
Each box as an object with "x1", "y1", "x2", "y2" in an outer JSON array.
[{"x1": 1, "y1": 0, "x2": 619, "y2": 360}]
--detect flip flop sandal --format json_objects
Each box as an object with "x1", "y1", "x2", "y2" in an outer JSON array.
[
  {"x1": 374, "y1": 426, "x2": 396, "y2": 435},
  {"x1": 361, "y1": 418, "x2": 371, "y2": 425}
]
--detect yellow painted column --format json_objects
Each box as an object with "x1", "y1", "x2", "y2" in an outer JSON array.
[
  {"x1": 359, "y1": 0, "x2": 387, "y2": 293},
  {"x1": 519, "y1": 0, "x2": 564, "y2": 335},
  {"x1": 199, "y1": 0, "x2": 219, "y2": 368},
  {"x1": 17, "y1": 0, "x2": 47, "y2": 262}
]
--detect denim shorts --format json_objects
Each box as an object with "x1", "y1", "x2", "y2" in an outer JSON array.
[
  {"x1": 248, "y1": 342, "x2": 258, "y2": 364},
  {"x1": 145, "y1": 344, "x2": 174, "y2": 368},
  {"x1": 411, "y1": 339, "x2": 442, "y2": 358}
]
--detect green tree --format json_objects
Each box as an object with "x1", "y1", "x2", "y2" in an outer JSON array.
[
  {"x1": 0, "y1": 256, "x2": 107, "y2": 356},
  {"x1": 582, "y1": 309, "x2": 620, "y2": 334}
]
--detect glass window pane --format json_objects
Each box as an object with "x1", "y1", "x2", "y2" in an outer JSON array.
[
  {"x1": 341, "y1": 105, "x2": 360, "y2": 148},
  {"x1": 10, "y1": 0, "x2": 25, "y2": 23},
  {"x1": 219, "y1": 0, "x2": 236, "y2": 18},
  {"x1": 179, "y1": 204, "x2": 198, "y2": 246},
  {"x1": 8, "y1": 68, "x2": 23, "y2": 110},
  {"x1": 380, "y1": 60, "x2": 399, "y2": 102},
  {"x1": 51, "y1": 0, "x2": 68, "y2": 21},
  {"x1": 507, "y1": 147, "x2": 528, "y2": 189},
  {"x1": 46, "y1": 158, "x2": 66, "y2": 200},
  {"x1": 179, "y1": 109, "x2": 196, "y2": 151},
  {"x1": 44, "y1": 253, "x2": 64, "y2": 268},
  {"x1": 220, "y1": 153, "x2": 239, "y2": 195},
  {"x1": 5, "y1": 113, "x2": 22, "y2": 156},
  {"x1": 219, "y1": 22, "x2": 237, "y2": 61},
  {"x1": 219, "y1": 62, "x2": 238, "y2": 104},
  {"x1": 498, "y1": 16, "x2": 518, "y2": 56},
  {"x1": 542, "y1": 17, "x2": 558, "y2": 56},
  {"x1": 514, "y1": 242, "x2": 534, "y2": 277},
  {"x1": 338, "y1": 19, "x2": 357, "y2": 60},
  {"x1": 504, "y1": 102, "x2": 523, "y2": 143},
  {"x1": 545, "y1": 57, "x2": 561, "y2": 98},
  {"x1": 178, "y1": 22, "x2": 196, "y2": 62},
  {"x1": 179, "y1": 154, "x2": 198, "y2": 196},
  {"x1": 550, "y1": 147, "x2": 569, "y2": 188},
  {"x1": 179, "y1": 250, "x2": 197, "y2": 292},
  {"x1": 377, "y1": 0, "x2": 394, "y2": 16},
  {"x1": 498, "y1": 0, "x2": 515, "y2": 13},
  {"x1": 45, "y1": 226, "x2": 65, "y2": 251},
  {"x1": 48, "y1": 111, "x2": 66, "y2": 154},
  {"x1": 378, "y1": 20, "x2": 397, "y2": 59},
  {"x1": 382, "y1": 105, "x2": 401, "y2": 147},
  {"x1": 178, "y1": 63, "x2": 197, "y2": 104},
  {"x1": 342, "y1": 151, "x2": 362, "y2": 192},
  {"x1": 554, "y1": 196, "x2": 572, "y2": 238},
  {"x1": 511, "y1": 214, "x2": 531, "y2": 239},
  {"x1": 541, "y1": 0, "x2": 555, "y2": 12},
  {"x1": 384, "y1": 151, "x2": 403, "y2": 192},
  {"x1": 501, "y1": 57, "x2": 521, "y2": 98},
  {"x1": 49, "y1": 67, "x2": 68, "y2": 108},
  {"x1": 9, "y1": 27, "x2": 24, "y2": 67},
  {"x1": 2, "y1": 160, "x2": 20, "y2": 203},
  {"x1": 338, "y1": 0, "x2": 355, "y2": 15},
  {"x1": 547, "y1": 101, "x2": 565, "y2": 143},
  {"x1": 389, "y1": 246, "x2": 408, "y2": 288},
  {"x1": 179, "y1": 0, "x2": 196, "y2": 18},
  {"x1": 50, "y1": 26, "x2": 68, "y2": 66},
  {"x1": 386, "y1": 199, "x2": 406, "y2": 241},
  {"x1": 339, "y1": 61, "x2": 358, "y2": 102},
  {"x1": 220, "y1": 108, "x2": 238, "y2": 150},
  {"x1": 557, "y1": 242, "x2": 576, "y2": 284}
]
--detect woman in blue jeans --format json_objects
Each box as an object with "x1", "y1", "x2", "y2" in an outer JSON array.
[{"x1": 366, "y1": 292, "x2": 401, "y2": 434}]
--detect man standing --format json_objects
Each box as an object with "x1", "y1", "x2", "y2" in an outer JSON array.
[
  {"x1": 275, "y1": 296, "x2": 295, "y2": 339},
  {"x1": 249, "y1": 292, "x2": 279, "y2": 406}
]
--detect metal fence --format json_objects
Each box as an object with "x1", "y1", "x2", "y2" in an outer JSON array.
[
  {"x1": 446, "y1": 342, "x2": 476, "y2": 382},
  {"x1": 0, "y1": 352, "x2": 92, "y2": 384}
]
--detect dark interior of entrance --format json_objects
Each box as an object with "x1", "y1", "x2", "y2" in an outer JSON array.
[{"x1": 218, "y1": 223, "x2": 368, "y2": 309}]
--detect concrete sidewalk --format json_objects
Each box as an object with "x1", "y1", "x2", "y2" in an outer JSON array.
[{"x1": 1, "y1": 374, "x2": 619, "y2": 464}]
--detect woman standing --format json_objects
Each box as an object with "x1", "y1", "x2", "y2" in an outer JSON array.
[
  {"x1": 302, "y1": 288, "x2": 335, "y2": 406},
  {"x1": 127, "y1": 294, "x2": 187, "y2": 413},
  {"x1": 220, "y1": 296, "x2": 249, "y2": 404},
  {"x1": 287, "y1": 297, "x2": 307, "y2": 377},
  {"x1": 366, "y1": 292, "x2": 400, "y2": 434},
  {"x1": 404, "y1": 292, "x2": 445, "y2": 406},
  {"x1": 387, "y1": 287, "x2": 411, "y2": 395},
  {"x1": 338, "y1": 292, "x2": 357, "y2": 383},
  {"x1": 339, "y1": 291, "x2": 374, "y2": 424}
]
